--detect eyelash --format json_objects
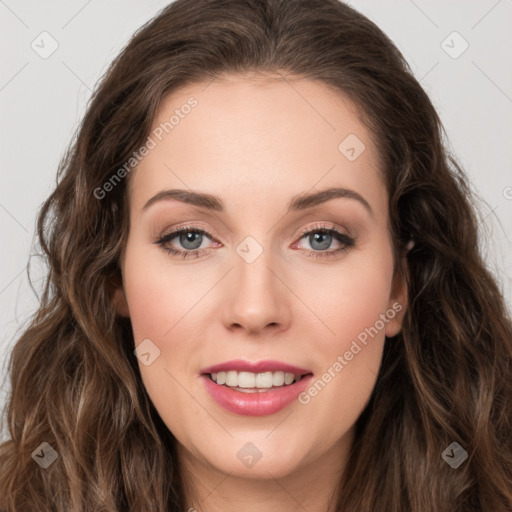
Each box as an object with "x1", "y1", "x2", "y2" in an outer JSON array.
[{"x1": 154, "y1": 223, "x2": 356, "y2": 260}]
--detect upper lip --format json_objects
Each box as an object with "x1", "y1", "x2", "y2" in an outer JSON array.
[{"x1": 200, "y1": 359, "x2": 312, "y2": 376}]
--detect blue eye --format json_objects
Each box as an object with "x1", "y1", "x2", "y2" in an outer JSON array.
[
  {"x1": 154, "y1": 223, "x2": 356, "y2": 259},
  {"x1": 297, "y1": 226, "x2": 355, "y2": 257},
  {"x1": 174, "y1": 230, "x2": 205, "y2": 250},
  {"x1": 155, "y1": 226, "x2": 214, "y2": 259}
]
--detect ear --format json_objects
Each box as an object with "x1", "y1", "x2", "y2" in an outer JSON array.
[
  {"x1": 113, "y1": 285, "x2": 130, "y2": 317},
  {"x1": 385, "y1": 258, "x2": 409, "y2": 338}
]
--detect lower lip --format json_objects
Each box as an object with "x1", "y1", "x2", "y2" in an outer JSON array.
[{"x1": 201, "y1": 374, "x2": 314, "y2": 416}]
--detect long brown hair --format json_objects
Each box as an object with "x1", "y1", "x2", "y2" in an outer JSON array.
[{"x1": 1, "y1": 0, "x2": 511, "y2": 510}]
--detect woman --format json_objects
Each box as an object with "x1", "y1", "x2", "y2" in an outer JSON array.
[{"x1": 1, "y1": 0, "x2": 511, "y2": 510}]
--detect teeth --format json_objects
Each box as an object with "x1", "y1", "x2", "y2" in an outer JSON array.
[
  {"x1": 255, "y1": 371, "x2": 273, "y2": 388},
  {"x1": 209, "y1": 370, "x2": 301, "y2": 388},
  {"x1": 239, "y1": 371, "x2": 256, "y2": 388},
  {"x1": 226, "y1": 370, "x2": 238, "y2": 387},
  {"x1": 284, "y1": 372, "x2": 295, "y2": 385},
  {"x1": 272, "y1": 371, "x2": 285, "y2": 386}
]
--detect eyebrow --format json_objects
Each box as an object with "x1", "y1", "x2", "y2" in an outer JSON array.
[{"x1": 142, "y1": 186, "x2": 373, "y2": 216}]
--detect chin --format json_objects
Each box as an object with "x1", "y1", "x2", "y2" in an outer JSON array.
[{"x1": 198, "y1": 437, "x2": 310, "y2": 480}]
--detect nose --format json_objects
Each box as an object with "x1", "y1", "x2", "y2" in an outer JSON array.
[{"x1": 221, "y1": 246, "x2": 291, "y2": 336}]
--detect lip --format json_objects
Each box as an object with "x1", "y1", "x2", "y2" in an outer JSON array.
[
  {"x1": 201, "y1": 374, "x2": 314, "y2": 416},
  {"x1": 200, "y1": 359, "x2": 312, "y2": 376},
  {"x1": 200, "y1": 359, "x2": 314, "y2": 416}
]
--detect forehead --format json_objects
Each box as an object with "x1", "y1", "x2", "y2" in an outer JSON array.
[{"x1": 128, "y1": 73, "x2": 387, "y2": 218}]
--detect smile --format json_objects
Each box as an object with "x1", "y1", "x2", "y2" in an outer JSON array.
[{"x1": 200, "y1": 359, "x2": 314, "y2": 416}]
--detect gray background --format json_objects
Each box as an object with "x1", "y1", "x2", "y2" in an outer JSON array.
[{"x1": 1, "y1": 0, "x2": 511, "y2": 439}]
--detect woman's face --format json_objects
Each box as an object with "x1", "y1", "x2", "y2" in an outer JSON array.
[{"x1": 116, "y1": 73, "x2": 407, "y2": 482}]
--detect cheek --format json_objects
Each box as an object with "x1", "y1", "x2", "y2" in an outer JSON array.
[
  {"x1": 121, "y1": 239, "x2": 222, "y2": 404},
  {"x1": 121, "y1": 243, "x2": 209, "y2": 438},
  {"x1": 298, "y1": 246, "x2": 394, "y2": 351},
  {"x1": 292, "y1": 246, "x2": 394, "y2": 436},
  {"x1": 122, "y1": 240, "x2": 212, "y2": 342}
]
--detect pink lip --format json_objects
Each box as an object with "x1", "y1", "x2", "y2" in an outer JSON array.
[
  {"x1": 200, "y1": 359, "x2": 312, "y2": 376},
  {"x1": 201, "y1": 374, "x2": 314, "y2": 416},
  {"x1": 200, "y1": 359, "x2": 314, "y2": 416}
]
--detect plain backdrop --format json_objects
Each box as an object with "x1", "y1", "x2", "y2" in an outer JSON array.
[{"x1": 1, "y1": 0, "x2": 511, "y2": 440}]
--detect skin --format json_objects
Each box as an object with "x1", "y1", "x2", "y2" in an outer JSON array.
[{"x1": 114, "y1": 72, "x2": 408, "y2": 512}]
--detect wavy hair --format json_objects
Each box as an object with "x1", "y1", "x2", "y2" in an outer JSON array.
[{"x1": 1, "y1": 0, "x2": 511, "y2": 510}]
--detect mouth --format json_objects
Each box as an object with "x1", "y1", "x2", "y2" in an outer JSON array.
[{"x1": 199, "y1": 359, "x2": 314, "y2": 416}]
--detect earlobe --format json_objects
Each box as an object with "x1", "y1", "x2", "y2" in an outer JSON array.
[{"x1": 113, "y1": 286, "x2": 130, "y2": 317}]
